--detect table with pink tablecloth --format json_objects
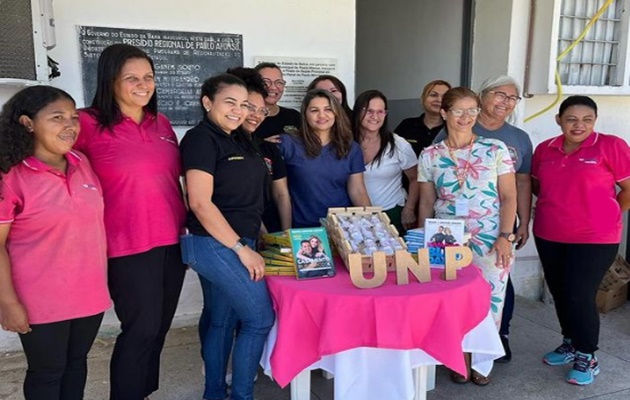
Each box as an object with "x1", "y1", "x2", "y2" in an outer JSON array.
[{"x1": 262, "y1": 258, "x2": 496, "y2": 397}]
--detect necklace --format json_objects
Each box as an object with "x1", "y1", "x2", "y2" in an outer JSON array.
[{"x1": 445, "y1": 135, "x2": 476, "y2": 188}]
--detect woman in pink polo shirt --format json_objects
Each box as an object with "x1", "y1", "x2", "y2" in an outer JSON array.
[
  {"x1": 0, "y1": 86, "x2": 110, "y2": 399},
  {"x1": 74, "y1": 44, "x2": 186, "y2": 400},
  {"x1": 532, "y1": 95, "x2": 630, "y2": 386}
]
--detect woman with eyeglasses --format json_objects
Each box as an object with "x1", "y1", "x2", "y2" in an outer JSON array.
[
  {"x1": 280, "y1": 89, "x2": 371, "y2": 228},
  {"x1": 418, "y1": 87, "x2": 517, "y2": 386},
  {"x1": 227, "y1": 67, "x2": 291, "y2": 233},
  {"x1": 253, "y1": 62, "x2": 301, "y2": 144},
  {"x1": 433, "y1": 76, "x2": 533, "y2": 363},
  {"x1": 352, "y1": 90, "x2": 418, "y2": 235}
]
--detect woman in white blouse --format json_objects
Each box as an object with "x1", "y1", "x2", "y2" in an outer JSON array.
[{"x1": 352, "y1": 90, "x2": 418, "y2": 234}]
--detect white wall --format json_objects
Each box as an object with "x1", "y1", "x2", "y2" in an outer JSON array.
[{"x1": 0, "y1": 0, "x2": 356, "y2": 351}]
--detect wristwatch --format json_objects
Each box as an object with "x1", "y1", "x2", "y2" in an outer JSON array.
[
  {"x1": 499, "y1": 232, "x2": 516, "y2": 243},
  {"x1": 231, "y1": 237, "x2": 249, "y2": 253}
]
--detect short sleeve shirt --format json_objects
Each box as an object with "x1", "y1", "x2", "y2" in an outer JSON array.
[
  {"x1": 532, "y1": 132, "x2": 630, "y2": 243},
  {"x1": 0, "y1": 152, "x2": 110, "y2": 324},
  {"x1": 395, "y1": 114, "x2": 445, "y2": 156},
  {"x1": 180, "y1": 119, "x2": 268, "y2": 238},
  {"x1": 280, "y1": 134, "x2": 365, "y2": 228},
  {"x1": 364, "y1": 134, "x2": 418, "y2": 210},
  {"x1": 418, "y1": 137, "x2": 515, "y2": 256},
  {"x1": 253, "y1": 135, "x2": 288, "y2": 233},
  {"x1": 75, "y1": 110, "x2": 186, "y2": 258},
  {"x1": 433, "y1": 122, "x2": 533, "y2": 173},
  {"x1": 253, "y1": 106, "x2": 301, "y2": 140}
]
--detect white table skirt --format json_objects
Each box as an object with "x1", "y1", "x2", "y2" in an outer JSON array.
[{"x1": 261, "y1": 312, "x2": 503, "y2": 400}]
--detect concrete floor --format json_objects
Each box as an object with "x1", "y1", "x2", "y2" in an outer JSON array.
[{"x1": 1, "y1": 296, "x2": 629, "y2": 400}]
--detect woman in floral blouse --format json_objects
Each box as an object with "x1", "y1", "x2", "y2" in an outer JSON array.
[{"x1": 418, "y1": 86, "x2": 517, "y2": 385}]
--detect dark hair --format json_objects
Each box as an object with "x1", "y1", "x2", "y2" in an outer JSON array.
[
  {"x1": 254, "y1": 62, "x2": 281, "y2": 72},
  {"x1": 441, "y1": 87, "x2": 480, "y2": 137},
  {"x1": 352, "y1": 90, "x2": 395, "y2": 166},
  {"x1": 299, "y1": 89, "x2": 353, "y2": 159},
  {"x1": 199, "y1": 73, "x2": 247, "y2": 114},
  {"x1": 0, "y1": 86, "x2": 75, "y2": 175},
  {"x1": 307, "y1": 75, "x2": 352, "y2": 118},
  {"x1": 226, "y1": 67, "x2": 268, "y2": 98},
  {"x1": 87, "y1": 44, "x2": 157, "y2": 130},
  {"x1": 441, "y1": 86, "x2": 480, "y2": 111},
  {"x1": 558, "y1": 95, "x2": 598, "y2": 117}
]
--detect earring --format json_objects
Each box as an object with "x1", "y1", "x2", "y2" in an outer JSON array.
[{"x1": 205, "y1": 108, "x2": 210, "y2": 112}]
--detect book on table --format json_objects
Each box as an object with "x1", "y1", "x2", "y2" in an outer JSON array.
[{"x1": 423, "y1": 219, "x2": 466, "y2": 267}]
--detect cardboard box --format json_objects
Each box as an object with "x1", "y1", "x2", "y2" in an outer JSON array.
[
  {"x1": 599, "y1": 255, "x2": 630, "y2": 291},
  {"x1": 596, "y1": 284, "x2": 628, "y2": 313}
]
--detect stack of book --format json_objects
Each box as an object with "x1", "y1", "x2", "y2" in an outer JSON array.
[
  {"x1": 260, "y1": 228, "x2": 336, "y2": 280},
  {"x1": 404, "y1": 228, "x2": 425, "y2": 254},
  {"x1": 260, "y1": 232, "x2": 296, "y2": 276}
]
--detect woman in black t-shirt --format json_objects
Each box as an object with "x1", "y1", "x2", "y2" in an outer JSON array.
[
  {"x1": 226, "y1": 67, "x2": 292, "y2": 233},
  {"x1": 180, "y1": 74, "x2": 274, "y2": 400}
]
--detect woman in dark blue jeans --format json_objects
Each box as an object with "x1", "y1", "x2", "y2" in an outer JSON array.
[{"x1": 180, "y1": 73, "x2": 275, "y2": 400}]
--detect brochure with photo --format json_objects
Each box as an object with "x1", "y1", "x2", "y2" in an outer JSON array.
[
  {"x1": 289, "y1": 227, "x2": 336, "y2": 280},
  {"x1": 423, "y1": 219, "x2": 466, "y2": 267}
]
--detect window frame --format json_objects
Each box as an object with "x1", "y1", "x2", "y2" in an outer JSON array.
[{"x1": 545, "y1": 0, "x2": 630, "y2": 95}]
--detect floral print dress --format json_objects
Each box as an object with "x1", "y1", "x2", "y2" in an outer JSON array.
[{"x1": 418, "y1": 137, "x2": 515, "y2": 328}]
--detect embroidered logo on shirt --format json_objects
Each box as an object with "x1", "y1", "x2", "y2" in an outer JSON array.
[
  {"x1": 228, "y1": 156, "x2": 245, "y2": 161},
  {"x1": 82, "y1": 183, "x2": 98, "y2": 191},
  {"x1": 263, "y1": 157, "x2": 273, "y2": 175},
  {"x1": 507, "y1": 146, "x2": 520, "y2": 164},
  {"x1": 283, "y1": 125, "x2": 299, "y2": 134},
  {"x1": 407, "y1": 139, "x2": 418, "y2": 143},
  {"x1": 159, "y1": 136, "x2": 177, "y2": 145}
]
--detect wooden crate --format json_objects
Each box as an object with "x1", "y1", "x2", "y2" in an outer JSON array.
[{"x1": 325, "y1": 207, "x2": 409, "y2": 273}]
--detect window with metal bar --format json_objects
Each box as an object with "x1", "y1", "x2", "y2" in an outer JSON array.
[{"x1": 557, "y1": 0, "x2": 623, "y2": 86}]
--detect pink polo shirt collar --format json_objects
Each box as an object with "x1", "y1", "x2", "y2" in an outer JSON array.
[
  {"x1": 21, "y1": 150, "x2": 82, "y2": 172},
  {"x1": 546, "y1": 131, "x2": 598, "y2": 151}
]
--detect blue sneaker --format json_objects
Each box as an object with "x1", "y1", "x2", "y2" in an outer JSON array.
[
  {"x1": 566, "y1": 352, "x2": 599, "y2": 385},
  {"x1": 543, "y1": 338, "x2": 576, "y2": 366}
]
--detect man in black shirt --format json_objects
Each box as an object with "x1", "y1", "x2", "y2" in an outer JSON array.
[{"x1": 254, "y1": 62, "x2": 301, "y2": 142}]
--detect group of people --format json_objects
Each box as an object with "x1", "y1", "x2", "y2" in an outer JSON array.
[{"x1": 0, "y1": 41, "x2": 628, "y2": 400}]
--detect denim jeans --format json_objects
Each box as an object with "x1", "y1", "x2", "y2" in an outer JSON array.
[
  {"x1": 181, "y1": 234, "x2": 275, "y2": 400},
  {"x1": 198, "y1": 274, "x2": 213, "y2": 358}
]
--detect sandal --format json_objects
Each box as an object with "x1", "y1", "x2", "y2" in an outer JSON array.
[
  {"x1": 450, "y1": 370, "x2": 470, "y2": 384},
  {"x1": 471, "y1": 370, "x2": 491, "y2": 386},
  {"x1": 450, "y1": 352, "x2": 471, "y2": 384}
]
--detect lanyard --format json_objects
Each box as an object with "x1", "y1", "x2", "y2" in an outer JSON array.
[{"x1": 445, "y1": 135, "x2": 476, "y2": 188}]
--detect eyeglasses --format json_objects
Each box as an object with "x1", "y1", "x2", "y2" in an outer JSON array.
[
  {"x1": 246, "y1": 104, "x2": 270, "y2": 117},
  {"x1": 448, "y1": 107, "x2": 481, "y2": 117},
  {"x1": 262, "y1": 79, "x2": 286, "y2": 88},
  {"x1": 363, "y1": 108, "x2": 388, "y2": 117},
  {"x1": 488, "y1": 90, "x2": 521, "y2": 104}
]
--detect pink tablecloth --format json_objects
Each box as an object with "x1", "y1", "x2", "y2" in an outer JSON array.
[{"x1": 266, "y1": 259, "x2": 491, "y2": 387}]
